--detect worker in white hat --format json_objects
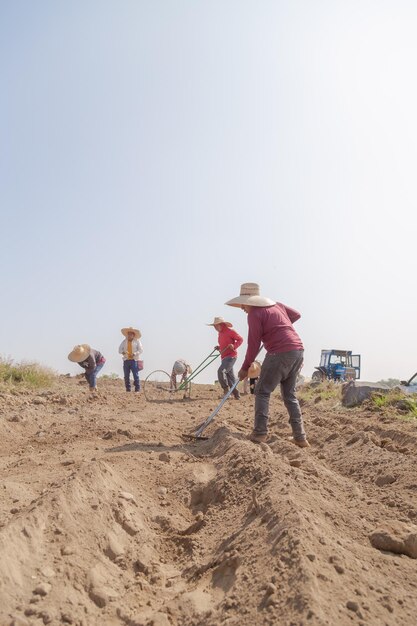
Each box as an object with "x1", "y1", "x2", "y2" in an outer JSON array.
[
  {"x1": 226, "y1": 283, "x2": 309, "y2": 447},
  {"x1": 119, "y1": 327, "x2": 143, "y2": 392},
  {"x1": 206, "y1": 316, "x2": 243, "y2": 400}
]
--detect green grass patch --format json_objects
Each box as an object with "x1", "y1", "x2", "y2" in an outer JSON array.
[
  {"x1": 371, "y1": 390, "x2": 417, "y2": 419},
  {"x1": 298, "y1": 380, "x2": 340, "y2": 402},
  {"x1": 0, "y1": 357, "x2": 56, "y2": 389}
]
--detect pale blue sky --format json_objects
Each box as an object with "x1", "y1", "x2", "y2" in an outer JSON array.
[{"x1": 1, "y1": 0, "x2": 416, "y2": 384}]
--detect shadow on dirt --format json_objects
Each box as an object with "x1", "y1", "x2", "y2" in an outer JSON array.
[
  {"x1": 104, "y1": 441, "x2": 202, "y2": 456},
  {"x1": 104, "y1": 429, "x2": 249, "y2": 457}
]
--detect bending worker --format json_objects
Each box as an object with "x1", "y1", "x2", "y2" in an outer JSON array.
[
  {"x1": 171, "y1": 359, "x2": 192, "y2": 399},
  {"x1": 226, "y1": 282, "x2": 309, "y2": 447},
  {"x1": 68, "y1": 344, "x2": 105, "y2": 394}
]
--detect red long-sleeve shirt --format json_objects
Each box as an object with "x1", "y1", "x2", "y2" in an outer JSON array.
[
  {"x1": 241, "y1": 303, "x2": 303, "y2": 370},
  {"x1": 218, "y1": 326, "x2": 243, "y2": 359}
]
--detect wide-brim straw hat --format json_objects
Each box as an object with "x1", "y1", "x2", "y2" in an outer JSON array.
[
  {"x1": 121, "y1": 327, "x2": 141, "y2": 339},
  {"x1": 206, "y1": 316, "x2": 233, "y2": 327},
  {"x1": 68, "y1": 344, "x2": 91, "y2": 362},
  {"x1": 248, "y1": 360, "x2": 262, "y2": 378},
  {"x1": 225, "y1": 283, "x2": 275, "y2": 308}
]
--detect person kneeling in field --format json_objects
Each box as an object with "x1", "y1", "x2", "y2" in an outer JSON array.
[
  {"x1": 226, "y1": 283, "x2": 309, "y2": 448},
  {"x1": 171, "y1": 359, "x2": 192, "y2": 399},
  {"x1": 68, "y1": 344, "x2": 106, "y2": 394}
]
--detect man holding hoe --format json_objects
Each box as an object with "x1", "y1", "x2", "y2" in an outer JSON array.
[
  {"x1": 207, "y1": 316, "x2": 243, "y2": 400},
  {"x1": 226, "y1": 283, "x2": 309, "y2": 447}
]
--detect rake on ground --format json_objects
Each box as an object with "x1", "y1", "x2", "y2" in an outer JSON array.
[
  {"x1": 181, "y1": 344, "x2": 264, "y2": 440},
  {"x1": 181, "y1": 380, "x2": 240, "y2": 440}
]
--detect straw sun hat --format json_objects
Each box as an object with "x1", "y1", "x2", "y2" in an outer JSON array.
[
  {"x1": 121, "y1": 327, "x2": 141, "y2": 339},
  {"x1": 248, "y1": 360, "x2": 262, "y2": 378},
  {"x1": 225, "y1": 283, "x2": 275, "y2": 308},
  {"x1": 68, "y1": 344, "x2": 91, "y2": 363},
  {"x1": 206, "y1": 317, "x2": 233, "y2": 327}
]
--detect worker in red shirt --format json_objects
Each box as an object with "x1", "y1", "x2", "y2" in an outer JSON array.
[
  {"x1": 226, "y1": 282, "x2": 309, "y2": 447},
  {"x1": 207, "y1": 316, "x2": 243, "y2": 399}
]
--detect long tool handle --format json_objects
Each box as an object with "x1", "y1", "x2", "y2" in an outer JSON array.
[
  {"x1": 194, "y1": 379, "x2": 239, "y2": 438},
  {"x1": 177, "y1": 346, "x2": 228, "y2": 391}
]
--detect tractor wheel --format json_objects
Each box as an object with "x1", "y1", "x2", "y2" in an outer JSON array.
[{"x1": 311, "y1": 371, "x2": 324, "y2": 383}]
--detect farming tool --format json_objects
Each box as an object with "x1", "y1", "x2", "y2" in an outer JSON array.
[
  {"x1": 144, "y1": 347, "x2": 227, "y2": 402},
  {"x1": 181, "y1": 345, "x2": 265, "y2": 441},
  {"x1": 182, "y1": 380, "x2": 240, "y2": 440}
]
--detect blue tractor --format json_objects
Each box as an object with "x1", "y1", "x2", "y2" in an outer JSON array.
[{"x1": 312, "y1": 350, "x2": 361, "y2": 383}]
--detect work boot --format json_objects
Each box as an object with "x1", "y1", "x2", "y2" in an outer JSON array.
[
  {"x1": 220, "y1": 388, "x2": 230, "y2": 398},
  {"x1": 233, "y1": 391, "x2": 241, "y2": 400},
  {"x1": 288, "y1": 436, "x2": 310, "y2": 448},
  {"x1": 249, "y1": 431, "x2": 269, "y2": 443}
]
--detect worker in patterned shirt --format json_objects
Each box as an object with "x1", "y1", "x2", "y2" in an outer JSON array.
[
  {"x1": 68, "y1": 344, "x2": 106, "y2": 394},
  {"x1": 171, "y1": 359, "x2": 192, "y2": 399}
]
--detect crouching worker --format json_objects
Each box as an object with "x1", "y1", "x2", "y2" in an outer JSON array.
[
  {"x1": 68, "y1": 344, "x2": 105, "y2": 394},
  {"x1": 226, "y1": 283, "x2": 309, "y2": 448},
  {"x1": 119, "y1": 327, "x2": 143, "y2": 392},
  {"x1": 243, "y1": 360, "x2": 261, "y2": 395},
  {"x1": 171, "y1": 359, "x2": 192, "y2": 399}
]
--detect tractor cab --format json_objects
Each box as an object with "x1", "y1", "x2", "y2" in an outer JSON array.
[{"x1": 313, "y1": 350, "x2": 361, "y2": 383}]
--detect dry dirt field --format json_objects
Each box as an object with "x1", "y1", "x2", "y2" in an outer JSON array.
[{"x1": 1, "y1": 377, "x2": 417, "y2": 626}]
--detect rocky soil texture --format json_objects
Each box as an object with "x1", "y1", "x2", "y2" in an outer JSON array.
[{"x1": 1, "y1": 378, "x2": 417, "y2": 626}]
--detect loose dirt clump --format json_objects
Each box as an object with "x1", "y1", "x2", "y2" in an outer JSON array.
[{"x1": 1, "y1": 378, "x2": 417, "y2": 625}]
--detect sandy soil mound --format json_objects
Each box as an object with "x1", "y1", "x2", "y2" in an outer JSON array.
[{"x1": 1, "y1": 378, "x2": 417, "y2": 625}]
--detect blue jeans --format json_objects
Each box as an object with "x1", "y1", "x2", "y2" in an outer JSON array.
[
  {"x1": 254, "y1": 350, "x2": 306, "y2": 440},
  {"x1": 217, "y1": 357, "x2": 240, "y2": 397},
  {"x1": 123, "y1": 360, "x2": 140, "y2": 391},
  {"x1": 85, "y1": 362, "x2": 104, "y2": 389}
]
